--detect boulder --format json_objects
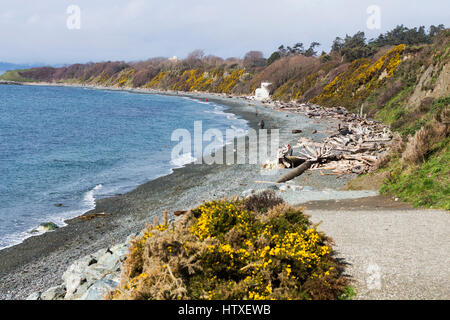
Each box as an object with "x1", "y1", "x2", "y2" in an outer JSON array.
[
  {"x1": 110, "y1": 243, "x2": 128, "y2": 262},
  {"x1": 26, "y1": 292, "x2": 41, "y2": 300},
  {"x1": 80, "y1": 275, "x2": 119, "y2": 300},
  {"x1": 68, "y1": 280, "x2": 91, "y2": 300},
  {"x1": 34, "y1": 222, "x2": 59, "y2": 232},
  {"x1": 241, "y1": 189, "x2": 255, "y2": 198},
  {"x1": 62, "y1": 254, "x2": 96, "y2": 298},
  {"x1": 40, "y1": 285, "x2": 66, "y2": 300}
]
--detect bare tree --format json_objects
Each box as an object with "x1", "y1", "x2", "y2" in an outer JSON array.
[
  {"x1": 243, "y1": 51, "x2": 266, "y2": 69},
  {"x1": 184, "y1": 49, "x2": 205, "y2": 68}
]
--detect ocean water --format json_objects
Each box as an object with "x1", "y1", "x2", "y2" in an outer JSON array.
[{"x1": 0, "y1": 85, "x2": 248, "y2": 249}]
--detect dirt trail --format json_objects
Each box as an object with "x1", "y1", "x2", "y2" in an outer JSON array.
[{"x1": 303, "y1": 201, "x2": 449, "y2": 299}]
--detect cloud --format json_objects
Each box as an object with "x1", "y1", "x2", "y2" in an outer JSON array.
[
  {"x1": 0, "y1": 0, "x2": 448, "y2": 64},
  {"x1": 27, "y1": 14, "x2": 40, "y2": 24}
]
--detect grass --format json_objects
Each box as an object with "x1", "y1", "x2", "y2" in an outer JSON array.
[
  {"x1": 381, "y1": 140, "x2": 450, "y2": 210},
  {"x1": 375, "y1": 86, "x2": 413, "y2": 125},
  {"x1": 0, "y1": 69, "x2": 36, "y2": 82},
  {"x1": 374, "y1": 89, "x2": 450, "y2": 210},
  {"x1": 338, "y1": 286, "x2": 357, "y2": 300}
]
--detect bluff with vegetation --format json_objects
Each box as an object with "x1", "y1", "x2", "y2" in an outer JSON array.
[{"x1": 2, "y1": 25, "x2": 449, "y2": 209}]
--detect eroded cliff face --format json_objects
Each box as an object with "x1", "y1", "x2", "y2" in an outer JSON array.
[{"x1": 407, "y1": 62, "x2": 450, "y2": 108}]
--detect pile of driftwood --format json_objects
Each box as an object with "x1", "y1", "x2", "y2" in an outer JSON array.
[
  {"x1": 272, "y1": 103, "x2": 393, "y2": 183},
  {"x1": 273, "y1": 101, "x2": 375, "y2": 122}
]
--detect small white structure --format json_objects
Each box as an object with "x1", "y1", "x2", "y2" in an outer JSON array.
[
  {"x1": 254, "y1": 82, "x2": 271, "y2": 101},
  {"x1": 168, "y1": 56, "x2": 179, "y2": 62}
]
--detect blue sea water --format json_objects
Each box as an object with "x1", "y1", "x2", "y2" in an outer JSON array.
[{"x1": 0, "y1": 85, "x2": 247, "y2": 249}]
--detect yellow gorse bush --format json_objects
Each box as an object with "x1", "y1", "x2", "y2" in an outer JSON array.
[
  {"x1": 312, "y1": 44, "x2": 406, "y2": 109},
  {"x1": 109, "y1": 192, "x2": 347, "y2": 300}
]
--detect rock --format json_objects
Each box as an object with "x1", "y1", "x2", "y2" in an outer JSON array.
[
  {"x1": 290, "y1": 185, "x2": 303, "y2": 191},
  {"x1": 26, "y1": 292, "x2": 41, "y2": 300},
  {"x1": 68, "y1": 280, "x2": 91, "y2": 300},
  {"x1": 279, "y1": 185, "x2": 288, "y2": 192},
  {"x1": 80, "y1": 275, "x2": 119, "y2": 300},
  {"x1": 292, "y1": 129, "x2": 302, "y2": 134},
  {"x1": 90, "y1": 249, "x2": 121, "y2": 276},
  {"x1": 110, "y1": 243, "x2": 129, "y2": 262},
  {"x1": 63, "y1": 272, "x2": 84, "y2": 298},
  {"x1": 54, "y1": 203, "x2": 64, "y2": 207},
  {"x1": 62, "y1": 247, "x2": 125, "y2": 299},
  {"x1": 241, "y1": 189, "x2": 255, "y2": 198},
  {"x1": 37, "y1": 242, "x2": 129, "y2": 300},
  {"x1": 34, "y1": 222, "x2": 59, "y2": 232},
  {"x1": 62, "y1": 254, "x2": 96, "y2": 298},
  {"x1": 41, "y1": 285, "x2": 66, "y2": 300}
]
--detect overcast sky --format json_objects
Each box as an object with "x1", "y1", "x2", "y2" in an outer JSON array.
[{"x1": 0, "y1": 0, "x2": 448, "y2": 64}]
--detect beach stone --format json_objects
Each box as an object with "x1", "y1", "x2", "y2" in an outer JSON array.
[
  {"x1": 68, "y1": 280, "x2": 91, "y2": 300},
  {"x1": 92, "y1": 252, "x2": 121, "y2": 275},
  {"x1": 110, "y1": 243, "x2": 128, "y2": 261},
  {"x1": 33, "y1": 222, "x2": 59, "y2": 233},
  {"x1": 242, "y1": 189, "x2": 255, "y2": 197},
  {"x1": 26, "y1": 291, "x2": 41, "y2": 300},
  {"x1": 290, "y1": 185, "x2": 303, "y2": 191},
  {"x1": 41, "y1": 285, "x2": 66, "y2": 300},
  {"x1": 80, "y1": 275, "x2": 119, "y2": 300},
  {"x1": 62, "y1": 254, "x2": 96, "y2": 297},
  {"x1": 84, "y1": 267, "x2": 104, "y2": 284},
  {"x1": 255, "y1": 189, "x2": 274, "y2": 195},
  {"x1": 63, "y1": 273, "x2": 84, "y2": 298}
]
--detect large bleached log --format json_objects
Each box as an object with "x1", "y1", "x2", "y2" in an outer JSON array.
[
  {"x1": 276, "y1": 160, "x2": 313, "y2": 183},
  {"x1": 276, "y1": 154, "x2": 341, "y2": 183}
]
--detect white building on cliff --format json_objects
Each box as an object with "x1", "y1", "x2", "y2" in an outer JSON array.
[{"x1": 254, "y1": 82, "x2": 271, "y2": 101}]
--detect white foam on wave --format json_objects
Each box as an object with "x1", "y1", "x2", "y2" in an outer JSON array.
[
  {"x1": 83, "y1": 184, "x2": 103, "y2": 208},
  {"x1": 182, "y1": 96, "x2": 212, "y2": 106},
  {"x1": 170, "y1": 153, "x2": 197, "y2": 167}
]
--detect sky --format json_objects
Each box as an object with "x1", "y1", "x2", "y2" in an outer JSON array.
[{"x1": 0, "y1": 0, "x2": 448, "y2": 65}]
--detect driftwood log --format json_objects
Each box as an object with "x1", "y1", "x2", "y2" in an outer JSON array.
[{"x1": 276, "y1": 161, "x2": 313, "y2": 183}]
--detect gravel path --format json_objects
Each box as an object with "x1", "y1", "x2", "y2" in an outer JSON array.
[{"x1": 306, "y1": 207, "x2": 449, "y2": 300}]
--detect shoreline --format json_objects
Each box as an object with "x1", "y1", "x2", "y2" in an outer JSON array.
[
  {"x1": 0, "y1": 83, "x2": 377, "y2": 299},
  {"x1": 0, "y1": 84, "x2": 250, "y2": 251},
  {"x1": 0, "y1": 86, "x2": 283, "y2": 299}
]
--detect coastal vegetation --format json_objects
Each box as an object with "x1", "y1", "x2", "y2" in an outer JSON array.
[
  {"x1": 107, "y1": 191, "x2": 348, "y2": 300},
  {"x1": 1, "y1": 25, "x2": 448, "y2": 209}
]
